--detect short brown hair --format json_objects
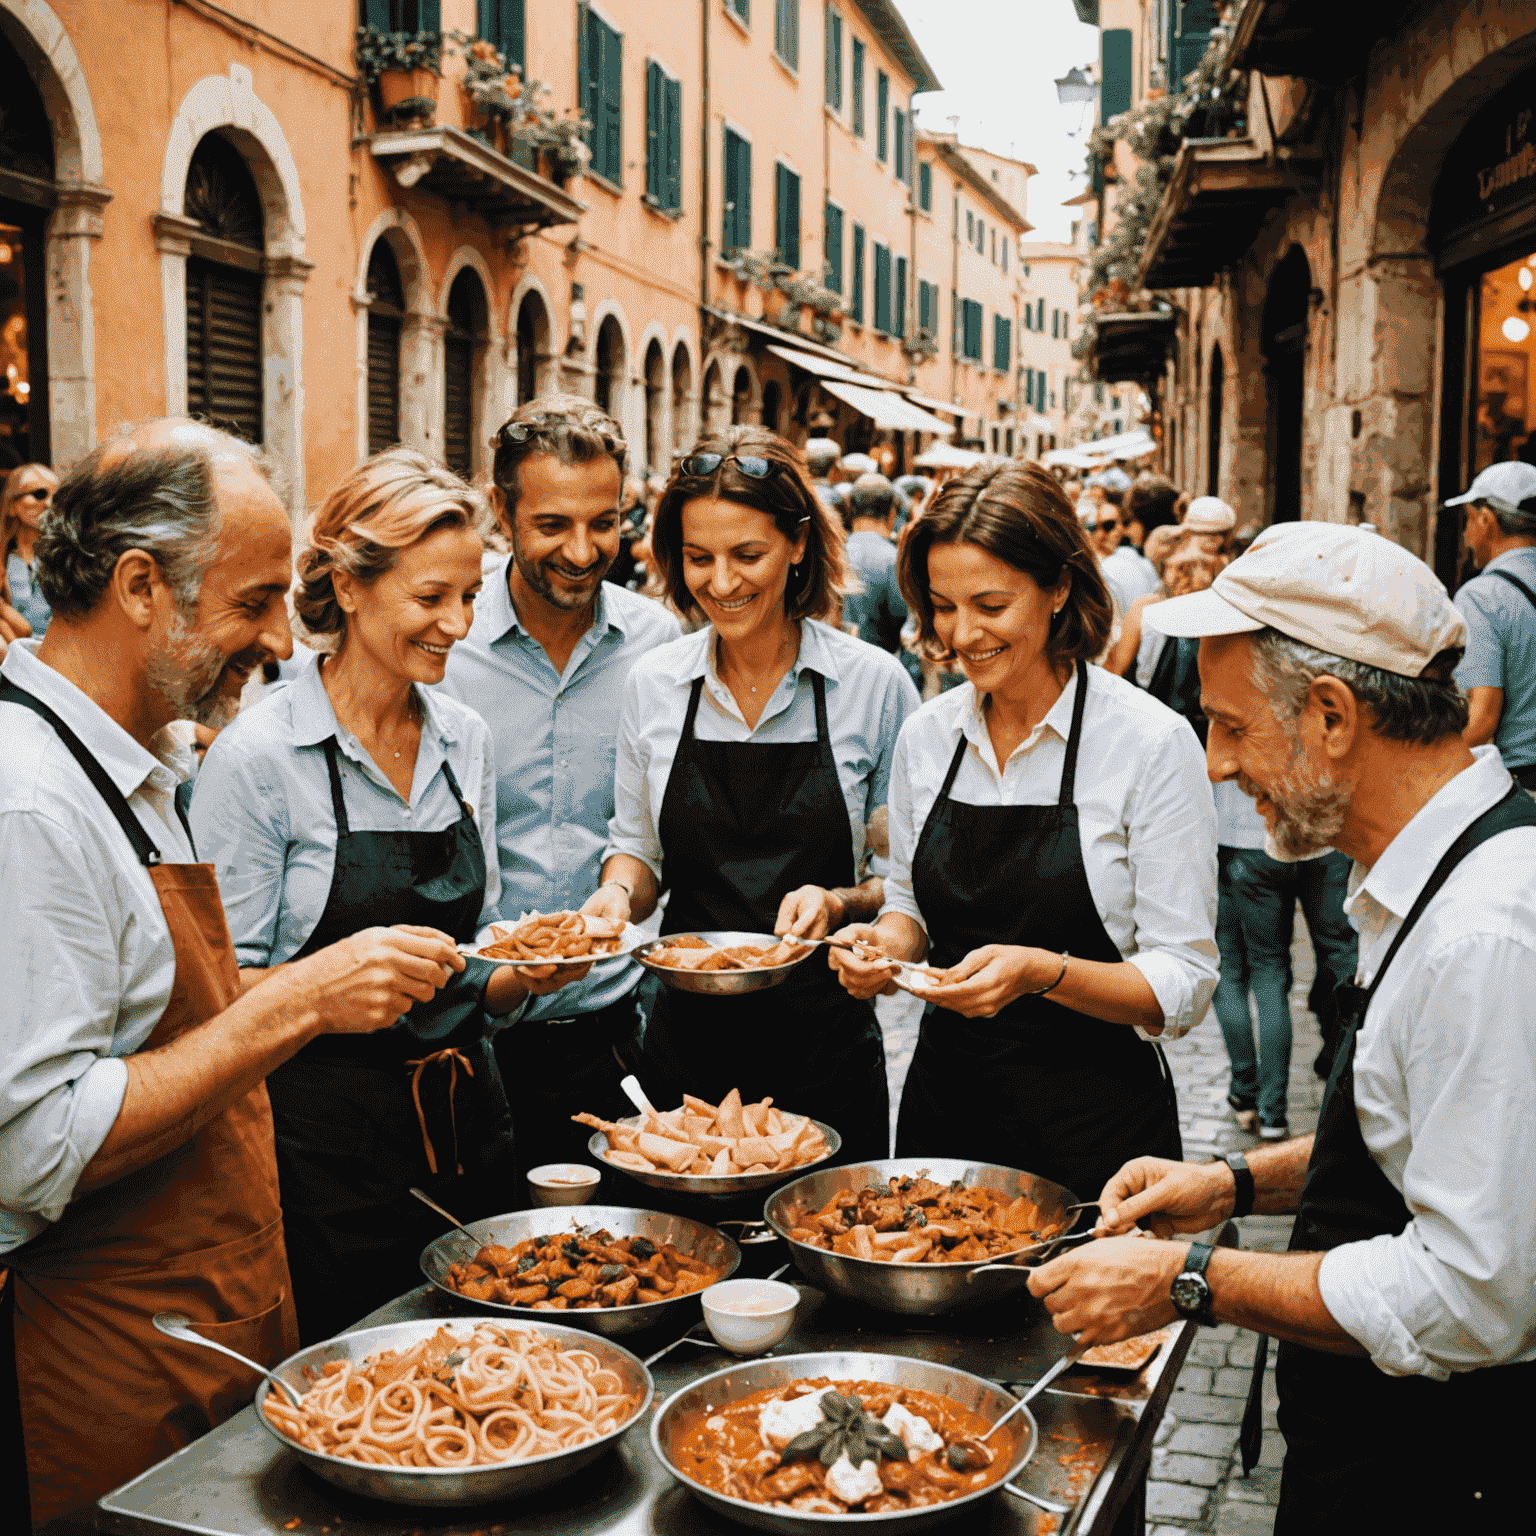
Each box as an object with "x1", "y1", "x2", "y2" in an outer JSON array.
[
  {"x1": 651, "y1": 425, "x2": 849, "y2": 623},
  {"x1": 490, "y1": 393, "x2": 627, "y2": 530},
  {"x1": 897, "y1": 460, "x2": 1112, "y2": 665}
]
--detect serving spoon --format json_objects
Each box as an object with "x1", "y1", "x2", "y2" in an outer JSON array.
[
  {"x1": 409, "y1": 1185, "x2": 484, "y2": 1257},
  {"x1": 152, "y1": 1311, "x2": 304, "y2": 1409},
  {"x1": 984, "y1": 1336, "x2": 1091, "y2": 1442}
]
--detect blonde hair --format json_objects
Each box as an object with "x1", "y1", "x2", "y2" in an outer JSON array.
[
  {"x1": 1, "y1": 462, "x2": 58, "y2": 555},
  {"x1": 295, "y1": 449, "x2": 484, "y2": 638}
]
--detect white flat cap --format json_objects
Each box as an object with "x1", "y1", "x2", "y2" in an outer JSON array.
[{"x1": 1184, "y1": 495, "x2": 1236, "y2": 533}]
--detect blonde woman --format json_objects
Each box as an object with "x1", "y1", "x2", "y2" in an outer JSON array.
[
  {"x1": 191, "y1": 449, "x2": 535, "y2": 1342},
  {"x1": 1, "y1": 461, "x2": 59, "y2": 636}
]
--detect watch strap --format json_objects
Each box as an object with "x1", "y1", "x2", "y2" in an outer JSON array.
[
  {"x1": 1221, "y1": 1151, "x2": 1255, "y2": 1219},
  {"x1": 1184, "y1": 1239, "x2": 1215, "y2": 1279}
]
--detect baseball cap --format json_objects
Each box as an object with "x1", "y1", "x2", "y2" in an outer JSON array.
[
  {"x1": 1444, "y1": 461, "x2": 1536, "y2": 515},
  {"x1": 1184, "y1": 495, "x2": 1236, "y2": 533},
  {"x1": 1143, "y1": 521, "x2": 1466, "y2": 677}
]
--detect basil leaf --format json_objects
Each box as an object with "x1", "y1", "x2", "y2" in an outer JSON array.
[{"x1": 782, "y1": 1425, "x2": 832, "y2": 1461}]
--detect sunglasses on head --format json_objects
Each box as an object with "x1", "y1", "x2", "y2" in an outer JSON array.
[
  {"x1": 497, "y1": 417, "x2": 623, "y2": 455},
  {"x1": 18, "y1": 487, "x2": 50, "y2": 501},
  {"x1": 677, "y1": 452, "x2": 784, "y2": 481}
]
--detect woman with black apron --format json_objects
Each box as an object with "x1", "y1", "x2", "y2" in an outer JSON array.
[
  {"x1": 830, "y1": 462, "x2": 1218, "y2": 1201},
  {"x1": 192, "y1": 453, "x2": 537, "y2": 1342},
  {"x1": 598, "y1": 429, "x2": 919, "y2": 1165}
]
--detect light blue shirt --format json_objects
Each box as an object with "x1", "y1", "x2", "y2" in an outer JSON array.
[
  {"x1": 1454, "y1": 546, "x2": 1536, "y2": 770},
  {"x1": 843, "y1": 530, "x2": 909, "y2": 653},
  {"x1": 6, "y1": 550, "x2": 51, "y2": 638},
  {"x1": 606, "y1": 618, "x2": 920, "y2": 881},
  {"x1": 190, "y1": 651, "x2": 501, "y2": 968},
  {"x1": 440, "y1": 560, "x2": 681, "y2": 1020}
]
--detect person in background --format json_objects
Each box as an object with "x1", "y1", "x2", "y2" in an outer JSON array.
[
  {"x1": 1445, "y1": 462, "x2": 1536, "y2": 792},
  {"x1": 441, "y1": 397, "x2": 681, "y2": 1189},
  {"x1": 605, "y1": 477, "x2": 647, "y2": 590},
  {"x1": 1103, "y1": 523, "x2": 1195, "y2": 681},
  {"x1": 0, "y1": 462, "x2": 59, "y2": 638},
  {"x1": 1233, "y1": 521, "x2": 1261, "y2": 557},
  {"x1": 842, "y1": 473, "x2": 923, "y2": 691},
  {"x1": 1183, "y1": 494, "x2": 1238, "y2": 556},
  {"x1": 805, "y1": 437, "x2": 842, "y2": 510},
  {"x1": 893, "y1": 474, "x2": 929, "y2": 536},
  {"x1": 1105, "y1": 476, "x2": 1177, "y2": 607},
  {"x1": 841, "y1": 451, "x2": 877, "y2": 478}
]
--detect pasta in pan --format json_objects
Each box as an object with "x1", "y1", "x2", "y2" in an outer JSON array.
[{"x1": 262, "y1": 1324, "x2": 641, "y2": 1468}]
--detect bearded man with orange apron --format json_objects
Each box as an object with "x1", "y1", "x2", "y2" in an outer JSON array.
[{"x1": 0, "y1": 421, "x2": 462, "y2": 1532}]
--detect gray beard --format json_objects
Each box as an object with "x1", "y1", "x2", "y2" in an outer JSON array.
[
  {"x1": 145, "y1": 613, "x2": 240, "y2": 729},
  {"x1": 1240, "y1": 762, "x2": 1353, "y2": 862}
]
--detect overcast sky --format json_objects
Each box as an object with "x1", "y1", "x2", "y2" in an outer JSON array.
[{"x1": 892, "y1": 0, "x2": 1100, "y2": 242}]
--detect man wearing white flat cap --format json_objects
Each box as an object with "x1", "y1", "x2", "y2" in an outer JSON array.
[
  {"x1": 1023, "y1": 522, "x2": 1536, "y2": 1530},
  {"x1": 1445, "y1": 460, "x2": 1536, "y2": 786}
]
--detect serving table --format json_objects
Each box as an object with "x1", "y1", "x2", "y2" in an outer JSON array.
[{"x1": 98, "y1": 1251, "x2": 1215, "y2": 1536}]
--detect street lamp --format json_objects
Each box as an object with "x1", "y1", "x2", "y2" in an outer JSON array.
[{"x1": 1054, "y1": 67, "x2": 1097, "y2": 106}]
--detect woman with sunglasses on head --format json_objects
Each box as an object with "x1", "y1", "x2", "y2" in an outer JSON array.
[
  {"x1": 827, "y1": 462, "x2": 1218, "y2": 1202},
  {"x1": 1, "y1": 462, "x2": 59, "y2": 638},
  {"x1": 598, "y1": 427, "x2": 920, "y2": 1163}
]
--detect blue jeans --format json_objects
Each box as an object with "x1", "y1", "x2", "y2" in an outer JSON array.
[{"x1": 1213, "y1": 847, "x2": 1358, "y2": 1128}]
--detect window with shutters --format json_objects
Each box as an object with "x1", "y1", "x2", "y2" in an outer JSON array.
[
  {"x1": 1025, "y1": 369, "x2": 1034, "y2": 406},
  {"x1": 1101, "y1": 28, "x2": 1132, "y2": 120},
  {"x1": 727, "y1": 0, "x2": 749, "y2": 23},
  {"x1": 823, "y1": 201, "x2": 843, "y2": 292},
  {"x1": 851, "y1": 38, "x2": 865, "y2": 135},
  {"x1": 1171, "y1": 1, "x2": 1217, "y2": 90},
  {"x1": 918, "y1": 161, "x2": 931, "y2": 212},
  {"x1": 966, "y1": 210, "x2": 974, "y2": 244},
  {"x1": 893, "y1": 108, "x2": 906, "y2": 181},
  {"x1": 824, "y1": 8, "x2": 842, "y2": 109},
  {"x1": 722, "y1": 127, "x2": 751, "y2": 251},
  {"x1": 1052, "y1": 308, "x2": 1059, "y2": 339},
  {"x1": 774, "y1": 0, "x2": 799, "y2": 70},
  {"x1": 918, "y1": 279, "x2": 936, "y2": 338},
  {"x1": 1001, "y1": 239, "x2": 1008, "y2": 273},
  {"x1": 960, "y1": 299, "x2": 983, "y2": 362},
  {"x1": 774, "y1": 162, "x2": 801, "y2": 268},
  {"x1": 579, "y1": 5, "x2": 623, "y2": 186},
  {"x1": 645, "y1": 60, "x2": 683, "y2": 212},
  {"x1": 444, "y1": 269, "x2": 487, "y2": 479},
  {"x1": 183, "y1": 133, "x2": 264, "y2": 443},
  {"x1": 1036, "y1": 297, "x2": 1045, "y2": 330},
  {"x1": 365, "y1": 242, "x2": 404, "y2": 454},
  {"x1": 872, "y1": 242, "x2": 891, "y2": 333},
  {"x1": 894, "y1": 255, "x2": 907, "y2": 338},
  {"x1": 360, "y1": 2, "x2": 441, "y2": 30},
  {"x1": 475, "y1": 0, "x2": 525, "y2": 71},
  {"x1": 993, "y1": 314, "x2": 1011, "y2": 373},
  {"x1": 876, "y1": 71, "x2": 889, "y2": 160},
  {"x1": 851, "y1": 223, "x2": 865, "y2": 322}
]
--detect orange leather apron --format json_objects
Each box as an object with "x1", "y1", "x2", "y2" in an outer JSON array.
[{"x1": 0, "y1": 680, "x2": 297, "y2": 1528}]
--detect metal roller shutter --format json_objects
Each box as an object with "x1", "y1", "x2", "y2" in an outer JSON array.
[
  {"x1": 367, "y1": 312, "x2": 402, "y2": 454},
  {"x1": 186, "y1": 256, "x2": 262, "y2": 444},
  {"x1": 444, "y1": 333, "x2": 473, "y2": 478}
]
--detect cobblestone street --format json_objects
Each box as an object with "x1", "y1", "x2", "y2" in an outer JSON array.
[{"x1": 876, "y1": 917, "x2": 1327, "y2": 1535}]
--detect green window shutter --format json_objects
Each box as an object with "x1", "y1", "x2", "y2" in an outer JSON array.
[
  {"x1": 363, "y1": 0, "x2": 391, "y2": 30},
  {"x1": 737, "y1": 135, "x2": 752, "y2": 248},
  {"x1": 646, "y1": 63, "x2": 663, "y2": 203},
  {"x1": 1172, "y1": 1, "x2": 1218, "y2": 88},
  {"x1": 1025, "y1": 368, "x2": 1034, "y2": 406},
  {"x1": 1036, "y1": 297, "x2": 1045, "y2": 330},
  {"x1": 664, "y1": 76, "x2": 682, "y2": 210},
  {"x1": 731, "y1": 0, "x2": 749, "y2": 19},
  {"x1": 824, "y1": 8, "x2": 842, "y2": 109},
  {"x1": 851, "y1": 39, "x2": 865, "y2": 134},
  {"x1": 601, "y1": 19, "x2": 622, "y2": 185},
  {"x1": 851, "y1": 223, "x2": 865, "y2": 322},
  {"x1": 876, "y1": 71, "x2": 889, "y2": 159},
  {"x1": 477, "y1": 1, "x2": 525, "y2": 71},
  {"x1": 1101, "y1": 28, "x2": 1132, "y2": 120},
  {"x1": 775, "y1": 164, "x2": 800, "y2": 267},
  {"x1": 995, "y1": 316, "x2": 1011, "y2": 373},
  {"x1": 894, "y1": 108, "x2": 906, "y2": 180},
  {"x1": 895, "y1": 255, "x2": 907, "y2": 337},
  {"x1": 723, "y1": 128, "x2": 740, "y2": 249},
  {"x1": 776, "y1": 0, "x2": 799, "y2": 70},
  {"x1": 418, "y1": 0, "x2": 441, "y2": 29},
  {"x1": 824, "y1": 202, "x2": 843, "y2": 292},
  {"x1": 918, "y1": 161, "x2": 931, "y2": 212},
  {"x1": 873, "y1": 242, "x2": 891, "y2": 332}
]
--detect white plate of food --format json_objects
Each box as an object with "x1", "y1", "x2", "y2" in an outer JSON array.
[{"x1": 460, "y1": 910, "x2": 650, "y2": 973}]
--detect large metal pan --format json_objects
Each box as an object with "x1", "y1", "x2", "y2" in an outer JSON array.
[
  {"x1": 588, "y1": 1115, "x2": 842, "y2": 1199},
  {"x1": 763, "y1": 1159, "x2": 1081, "y2": 1316},
  {"x1": 419, "y1": 1204, "x2": 740, "y2": 1337},
  {"x1": 634, "y1": 930, "x2": 813, "y2": 994},
  {"x1": 254, "y1": 1316, "x2": 652, "y2": 1507},
  {"x1": 651, "y1": 1350, "x2": 1038, "y2": 1533}
]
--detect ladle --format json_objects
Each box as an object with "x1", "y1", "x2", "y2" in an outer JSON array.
[{"x1": 151, "y1": 1311, "x2": 303, "y2": 1409}]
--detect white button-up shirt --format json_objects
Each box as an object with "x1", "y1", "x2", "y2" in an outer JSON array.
[
  {"x1": 1316, "y1": 746, "x2": 1536, "y2": 1378},
  {"x1": 0, "y1": 641, "x2": 196, "y2": 1252},
  {"x1": 880, "y1": 664, "x2": 1218, "y2": 1040}
]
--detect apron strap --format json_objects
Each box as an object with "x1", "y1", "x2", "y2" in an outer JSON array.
[
  {"x1": 681, "y1": 674, "x2": 706, "y2": 742},
  {"x1": 0, "y1": 677, "x2": 164, "y2": 868},
  {"x1": 936, "y1": 732, "x2": 969, "y2": 804},
  {"x1": 437, "y1": 757, "x2": 474, "y2": 821},
  {"x1": 404, "y1": 1048, "x2": 475, "y2": 1176},
  {"x1": 809, "y1": 670, "x2": 829, "y2": 742},
  {"x1": 320, "y1": 738, "x2": 351, "y2": 837},
  {"x1": 1057, "y1": 663, "x2": 1089, "y2": 807}
]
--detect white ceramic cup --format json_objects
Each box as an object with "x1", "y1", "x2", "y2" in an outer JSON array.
[
  {"x1": 701, "y1": 1278, "x2": 800, "y2": 1355},
  {"x1": 526, "y1": 1163, "x2": 602, "y2": 1208}
]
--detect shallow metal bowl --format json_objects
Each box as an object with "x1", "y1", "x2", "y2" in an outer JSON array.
[
  {"x1": 255, "y1": 1316, "x2": 652, "y2": 1507},
  {"x1": 764, "y1": 1159, "x2": 1081, "y2": 1316},
  {"x1": 651, "y1": 1350, "x2": 1037, "y2": 1533},
  {"x1": 588, "y1": 1116, "x2": 841, "y2": 1198},
  {"x1": 634, "y1": 930, "x2": 814, "y2": 994},
  {"x1": 419, "y1": 1204, "x2": 740, "y2": 1337}
]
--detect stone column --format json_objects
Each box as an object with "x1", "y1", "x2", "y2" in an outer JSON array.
[
  {"x1": 402, "y1": 312, "x2": 447, "y2": 462},
  {"x1": 263, "y1": 253, "x2": 314, "y2": 522},
  {"x1": 46, "y1": 181, "x2": 112, "y2": 468}
]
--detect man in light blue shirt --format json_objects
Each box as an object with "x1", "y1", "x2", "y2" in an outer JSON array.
[
  {"x1": 442, "y1": 395, "x2": 680, "y2": 1186},
  {"x1": 1448, "y1": 461, "x2": 1536, "y2": 785}
]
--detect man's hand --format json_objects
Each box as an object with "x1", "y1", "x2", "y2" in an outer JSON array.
[
  {"x1": 286, "y1": 924, "x2": 464, "y2": 1033},
  {"x1": 0, "y1": 598, "x2": 32, "y2": 659},
  {"x1": 581, "y1": 882, "x2": 631, "y2": 927},
  {"x1": 916, "y1": 944, "x2": 1057, "y2": 1018},
  {"x1": 776, "y1": 885, "x2": 839, "y2": 940},
  {"x1": 826, "y1": 923, "x2": 901, "y2": 999},
  {"x1": 1097, "y1": 1156, "x2": 1235, "y2": 1239},
  {"x1": 1027, "y1": 1235, "x2": 1186, "y2": 1345}
]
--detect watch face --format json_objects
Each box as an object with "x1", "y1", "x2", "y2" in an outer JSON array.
[{"x1": 1171, "y1": 1273, "x2": 1210, "y2": 1316}]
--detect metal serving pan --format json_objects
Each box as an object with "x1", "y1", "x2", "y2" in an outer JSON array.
[
  {"x1": 650, "y1": 1350, "x2": 1038, "y2": 1533},
  {"x1": 419, "y1": 1204, "x2": 741, "y2": 1337},
  {"x1": 588, "y1": 1115, "x2": 842, "y2": 1198},
  {"x1": 254, "y1": 1316, "x2": 652, "y2": 1507},
  {"x1": 634, "y1": 930, "x2": 814, "y2": 994},
  {"x1": 764, "y1": 1159, "x2": 1081, "y2": 1317}
]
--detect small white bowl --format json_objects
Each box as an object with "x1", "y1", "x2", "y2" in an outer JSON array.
[
  {"x1": 527, "y1": 1163, "x2": 602, "y2": 1208},
  {"x1": 701, "y1": 1278, "x2": 799, "y2": 1356}
]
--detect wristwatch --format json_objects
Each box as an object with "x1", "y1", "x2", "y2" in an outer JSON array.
[
  {"x1": 1170, "y1": 1241, "x2": 1216, "y2": 1325},
  {"x1": 1219, "y1": 1150, "x2": 1254, "y2": 1219}
]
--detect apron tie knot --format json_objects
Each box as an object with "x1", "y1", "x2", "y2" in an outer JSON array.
[{"x1": 404, "y1": 1048, "x2": 475, "y2": 1177}]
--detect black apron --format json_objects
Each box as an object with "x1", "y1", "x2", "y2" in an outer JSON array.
[
  {"x1": 894, "y1": 668, "x2": 1181, "y2": 1200},
  {"x1": 1253, "y1": 781, "x2": 1536, "y2": 1531},
  {"x1": 638, "y1": 669, "x2": 889, "y2": 1165},
  {"x1": 265, "y1": 733, "x2": 510, "y2": 1344}
]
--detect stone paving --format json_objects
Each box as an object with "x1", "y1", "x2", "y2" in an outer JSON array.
[{"x1": 875, "y1": 918, "x2": 1328, "y2": 1536}]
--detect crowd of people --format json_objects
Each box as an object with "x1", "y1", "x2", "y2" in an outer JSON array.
[{"x1": 0, "y1": 402, "x2": 1532, "y2": 1532}]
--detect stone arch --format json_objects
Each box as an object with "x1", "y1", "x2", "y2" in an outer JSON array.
[
  {"x1": 156, "y1": 69, "x2": 310, "y2": 515},
  {"x1": 670, "y1": 335, "x2": 696, "y2": 453},
  {"x1": 637, "y1": 323, "x2": 669, "y2": 476},
  {"x1": 0, "y1": 0, "x2": 111, "y2": 467},
  {"x1": 587, "y1": 298, "x2": 637, "y2": 445},
  {"x1": 509, "y1": 270, "x2": 559, "y2": 404},
  {"x1": 353, "y1": 209, "x2": 433, "y2": 459},
  {"x1": 437, "y1": 250, "x2": 502, "y2": 481}
]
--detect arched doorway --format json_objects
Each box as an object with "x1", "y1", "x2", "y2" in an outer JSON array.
[
  {"x1": 761, "y1": 379, "x2": 782, "y2": 433},
  {"x1": 594, "y1": 315, "x2": 624, "y2": 418},
  {"x1": 444, "y1": 269, "x2": 488, "y2": 479},
  {"x1": 1263, "y1": 247, "x2": 1310, "y2": 523},
  {"x1": 1206, "y1": 343, "x2": 1224, "y2": 496},
  {"x1": 731, "y1": 365, "x2": 752, "y2": 425},
  {"x1": 671, "y1": 344, "x2": 694, "y2": 451},
  {"x1": 184, "y1": 132, "x2": 264, "y2": 443},
  {"x1": 515, "y1": 290, "x2": 550, "y2": 406},
  {"x1": 701, "y1": 360, "x2": 723, "y2": 435},
  {"x1": 643, "y1": 338, "x2": 665, "y2": 473},
  {"x1": 364, "y1": 241, "x2": 404, "y2": 454}
]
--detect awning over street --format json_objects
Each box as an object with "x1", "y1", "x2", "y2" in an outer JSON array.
[
  {"x1": 1138, "y1": 139, "x2": 1317, "y2": 291},
  {"x1": 1090, "y1": 311, "x2": 1177, "y2": 382},
  {"x1": 1041, "y1": 447, "x2": 1103, "y2": 469},
  {"x1": 369, "y1": 127, "x2": 585, "y2": 229},
  {"x1": 818, "y1": 380, "x2": 955, "y2": 435},
  {"x1": 764, "y1": 344, "x2": 895, "y2": 390},
  {"x1": 914, "y1": 441, "x2": 984, "y2": 469},
  {"x1": 1081, "y1": 428, "x2": 1157, "y2": 461},
  {"x1": 900, "y1": 388, "x2": 968, "y2": 418}
]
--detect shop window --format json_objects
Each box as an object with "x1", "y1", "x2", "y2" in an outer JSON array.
[
  {"x1": 1470, "y1": 250, "x2": 1536, "y2": 472},
  {"x1": 579, "y1": 5, "x2": 622, "y2": 186},
  {"x1": 365, "y1": 243, "x2": 405, "y2": 454}
]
